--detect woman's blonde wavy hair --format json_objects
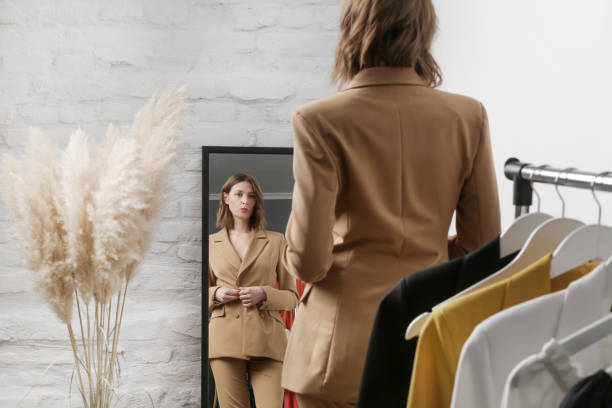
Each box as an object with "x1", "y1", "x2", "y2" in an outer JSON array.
[
  {"x1": 216, "y1": 172, "x2": 267, "y2": 231},
  {"x1": 332, "y1": 0, "x2": 442, "y2": 88}
]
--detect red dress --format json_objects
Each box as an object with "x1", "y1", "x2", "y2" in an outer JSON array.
[{"x1": 279, "y1": 280, "x2": 306, "y2": 408}]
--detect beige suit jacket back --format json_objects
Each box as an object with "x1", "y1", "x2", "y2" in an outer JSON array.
[
  {"x1": 208, "y1": 228, "x2": 298, "y2": 361},
  {"x1": 281, "y1": 67, "x2": 501, "y2": 402}
]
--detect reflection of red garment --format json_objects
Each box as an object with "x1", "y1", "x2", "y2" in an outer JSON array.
[
  {"x1": 276, "y1": 280, "x2": 304, "y2": 408},
  {"x1": 280, "y1": 307, "x2": 294, "y2": 329},
  {"x1": 284, "y1": 387, "x2": 298, "y2": 408},
  {"x1": 296, "y1": 280, "x2": 306, "y2": 298}
]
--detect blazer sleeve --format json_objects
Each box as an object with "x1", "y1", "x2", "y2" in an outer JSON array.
[
  {"x1": 208, "y1": 263, "x2": 221, "y2": 313},
  {"x1": 448, "y1": 103, "x2": 501, "y2": 259},
  {"x1": 283, "y1": 110, "x2": 340, "y2": 283},
  {"x1": 260, "y1": 236, "x2": 299, "y2": 311}
]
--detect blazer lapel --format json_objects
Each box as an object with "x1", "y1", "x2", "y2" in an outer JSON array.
[
  {"x1": 237, "y1": 229, "x2": 269, "y2": 278},
  {"x1": 214, "y1": 227, "x2": 242, "y2": 272}
]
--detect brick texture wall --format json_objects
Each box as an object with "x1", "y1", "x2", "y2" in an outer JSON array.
[{"x1": 0, "y1": 1, "x2": 339, "y2": 407}]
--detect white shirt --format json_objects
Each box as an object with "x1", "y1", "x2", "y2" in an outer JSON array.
[
  {"x1": 500, "y1": 338, "x2": 579, "y2": 408},
  {"x1": 450, "y1": 261, "x2": 612, "y2": 408}
]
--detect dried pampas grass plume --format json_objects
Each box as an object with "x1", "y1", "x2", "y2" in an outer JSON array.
[
  {"x1": 125, "y1": 86, "x2": 187, "y2": 281},
  {"x1": 1, "y1": 129, "x2": 74, "y2": 323},
  {"x1": 0, "y1": 87, "x2": 187, "y2": 407},
  {"x1": 90, "y1": 125, "x2": 151, "y2": 302},
  {"x1": 61, "y1": 129, "x2": 98, "y2": 304}
]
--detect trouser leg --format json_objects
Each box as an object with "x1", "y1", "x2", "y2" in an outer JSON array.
[
  {"x1": 248, "y1": 358, "x2": 284, "y2": 408},
  {"x1": 210, "y1": 358, "x2": 251, "y2": 408}
]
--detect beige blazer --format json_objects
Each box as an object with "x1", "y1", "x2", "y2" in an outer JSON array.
[
  {"x1": 281, "y1": 67, "x2": 501, "y2": 402},
  {"x1": 208, "y1": 228, "x2": 298, "y2": 361}
]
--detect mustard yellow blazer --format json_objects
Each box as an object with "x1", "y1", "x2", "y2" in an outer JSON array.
[
  {"x1": 281, "y1": 66, "x2": 502, "y2": 402},
  {"x1": 208, "y1": 228, "x2": 299, "y2": 361}
]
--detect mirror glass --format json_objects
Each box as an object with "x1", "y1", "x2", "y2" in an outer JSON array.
[{"x1": 202, "y1": 147, "x2": 294, "y2": 407}]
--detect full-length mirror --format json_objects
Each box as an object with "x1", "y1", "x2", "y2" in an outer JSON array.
[{"x1": 202, "y1": 146, "x2": 294, "y2": 408}]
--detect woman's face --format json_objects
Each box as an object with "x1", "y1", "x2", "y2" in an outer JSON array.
[{"x1": 223, "y1": 181, "x2": 257, "y2": 223}]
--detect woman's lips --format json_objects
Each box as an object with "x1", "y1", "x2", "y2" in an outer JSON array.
[{"x1": 240, "y1": 208, "x2": 248, "y2": 212}]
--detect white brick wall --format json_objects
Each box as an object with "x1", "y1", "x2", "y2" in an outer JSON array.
[{"x1": 0, "y1": 0, "x2": 340, "y2": 407}]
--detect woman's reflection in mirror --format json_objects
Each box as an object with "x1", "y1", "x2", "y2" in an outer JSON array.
[{"x1": 208, "y1": 173, "x2": 298, "y2": 408}]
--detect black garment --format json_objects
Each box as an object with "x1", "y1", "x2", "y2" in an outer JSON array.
[
  {"x1": 560, "y1": 370, "x2": 612, "y2": 408},
  {"x1": 356, "y1": 236, "x2": 518, "y2": 408}
]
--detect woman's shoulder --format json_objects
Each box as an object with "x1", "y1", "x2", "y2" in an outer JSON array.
[
  {"x1": 428, "y1": 88, "x2": 484, "y2": 112},
  {"x1": 262, "y1": 230, "x2": 286, "y2": 243},
  {"x1": 209, "y1": 228, "x2": 225, "y2": 241},
  {"x1": 297, "y1": 85, "x2": 484, "y2": 122},
  {"x1": 293, "y1": 92, "x2": 355, "y2": 123}
]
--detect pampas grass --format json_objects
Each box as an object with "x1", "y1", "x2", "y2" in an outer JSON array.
[{"x1": 1, "y1": 87, "x2": 187, "y2": 408}]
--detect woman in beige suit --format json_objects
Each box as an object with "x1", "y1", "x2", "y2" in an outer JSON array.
[
  {"x1": 208, "y1": 173, "x2": 298, "y2": 408},
  {"x1": 281, "y1": 0, "x2": 501, "y2": 406}
]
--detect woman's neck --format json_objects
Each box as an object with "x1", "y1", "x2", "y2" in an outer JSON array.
[{"x1": 232, "y1": 219, "x2": 251, "y2": 234}]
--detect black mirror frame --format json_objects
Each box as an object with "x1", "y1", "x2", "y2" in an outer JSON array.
[{"x1": 201, "y1": 146, "x2": 294, "y2": 407}]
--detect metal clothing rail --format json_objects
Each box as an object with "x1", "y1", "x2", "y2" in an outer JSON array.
[{"x1": 504, "y1": 158, "x2": 612, "y2": 218}]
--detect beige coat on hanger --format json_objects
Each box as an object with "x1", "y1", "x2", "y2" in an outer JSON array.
[
  {"x1": 281, "y1": 66, "x2": 502, "y2": 402},
  {"x1": 208, "y1": 228, "x2": 299, "y2": 361}
]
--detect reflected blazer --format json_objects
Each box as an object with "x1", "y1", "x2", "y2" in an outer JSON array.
[
  {"x1": 281, "y1": 66, "x2": 502, "y2": 403},
  {"x1": 208, "y1": 228, "x2": 298, "y2": 361}
]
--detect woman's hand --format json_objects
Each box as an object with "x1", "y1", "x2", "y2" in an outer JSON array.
[
  {"x1": 238, "y1": 286, "x2": 267, "y2": 308},
  {"x1": 215, "y1": 287, "x2": 240, "y2": 304}
]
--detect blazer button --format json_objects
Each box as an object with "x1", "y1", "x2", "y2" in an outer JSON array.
[{"x1": 235, "y1": 313, "x2": 240, "y2": 319}]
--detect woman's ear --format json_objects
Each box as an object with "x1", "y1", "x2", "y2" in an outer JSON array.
[{"x1": 222, "y1": 192, "x2": 228, "y2": 205}]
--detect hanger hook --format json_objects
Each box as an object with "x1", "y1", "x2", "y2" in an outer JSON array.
[
  {"x1": 554, "y1": 167, "x2": 577, "y2": 217},
  {"x1": 591, "y1": 171, "x2": 612, "y2": 225},
  {"x1": 528, "y1": 164, "x2": 550, "y2": 213}
]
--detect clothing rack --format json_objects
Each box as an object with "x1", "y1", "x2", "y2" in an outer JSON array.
[{"x1": 504, "y1": 158, "x2": 612, "y2": 218}]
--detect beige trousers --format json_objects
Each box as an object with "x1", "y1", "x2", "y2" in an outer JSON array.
[
  {"x1": 296, "y1": 394, "x2": 355, "y2": 408},
  {"x1": 210, "y1": 357, "x2": 283, "y2": 408}
]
